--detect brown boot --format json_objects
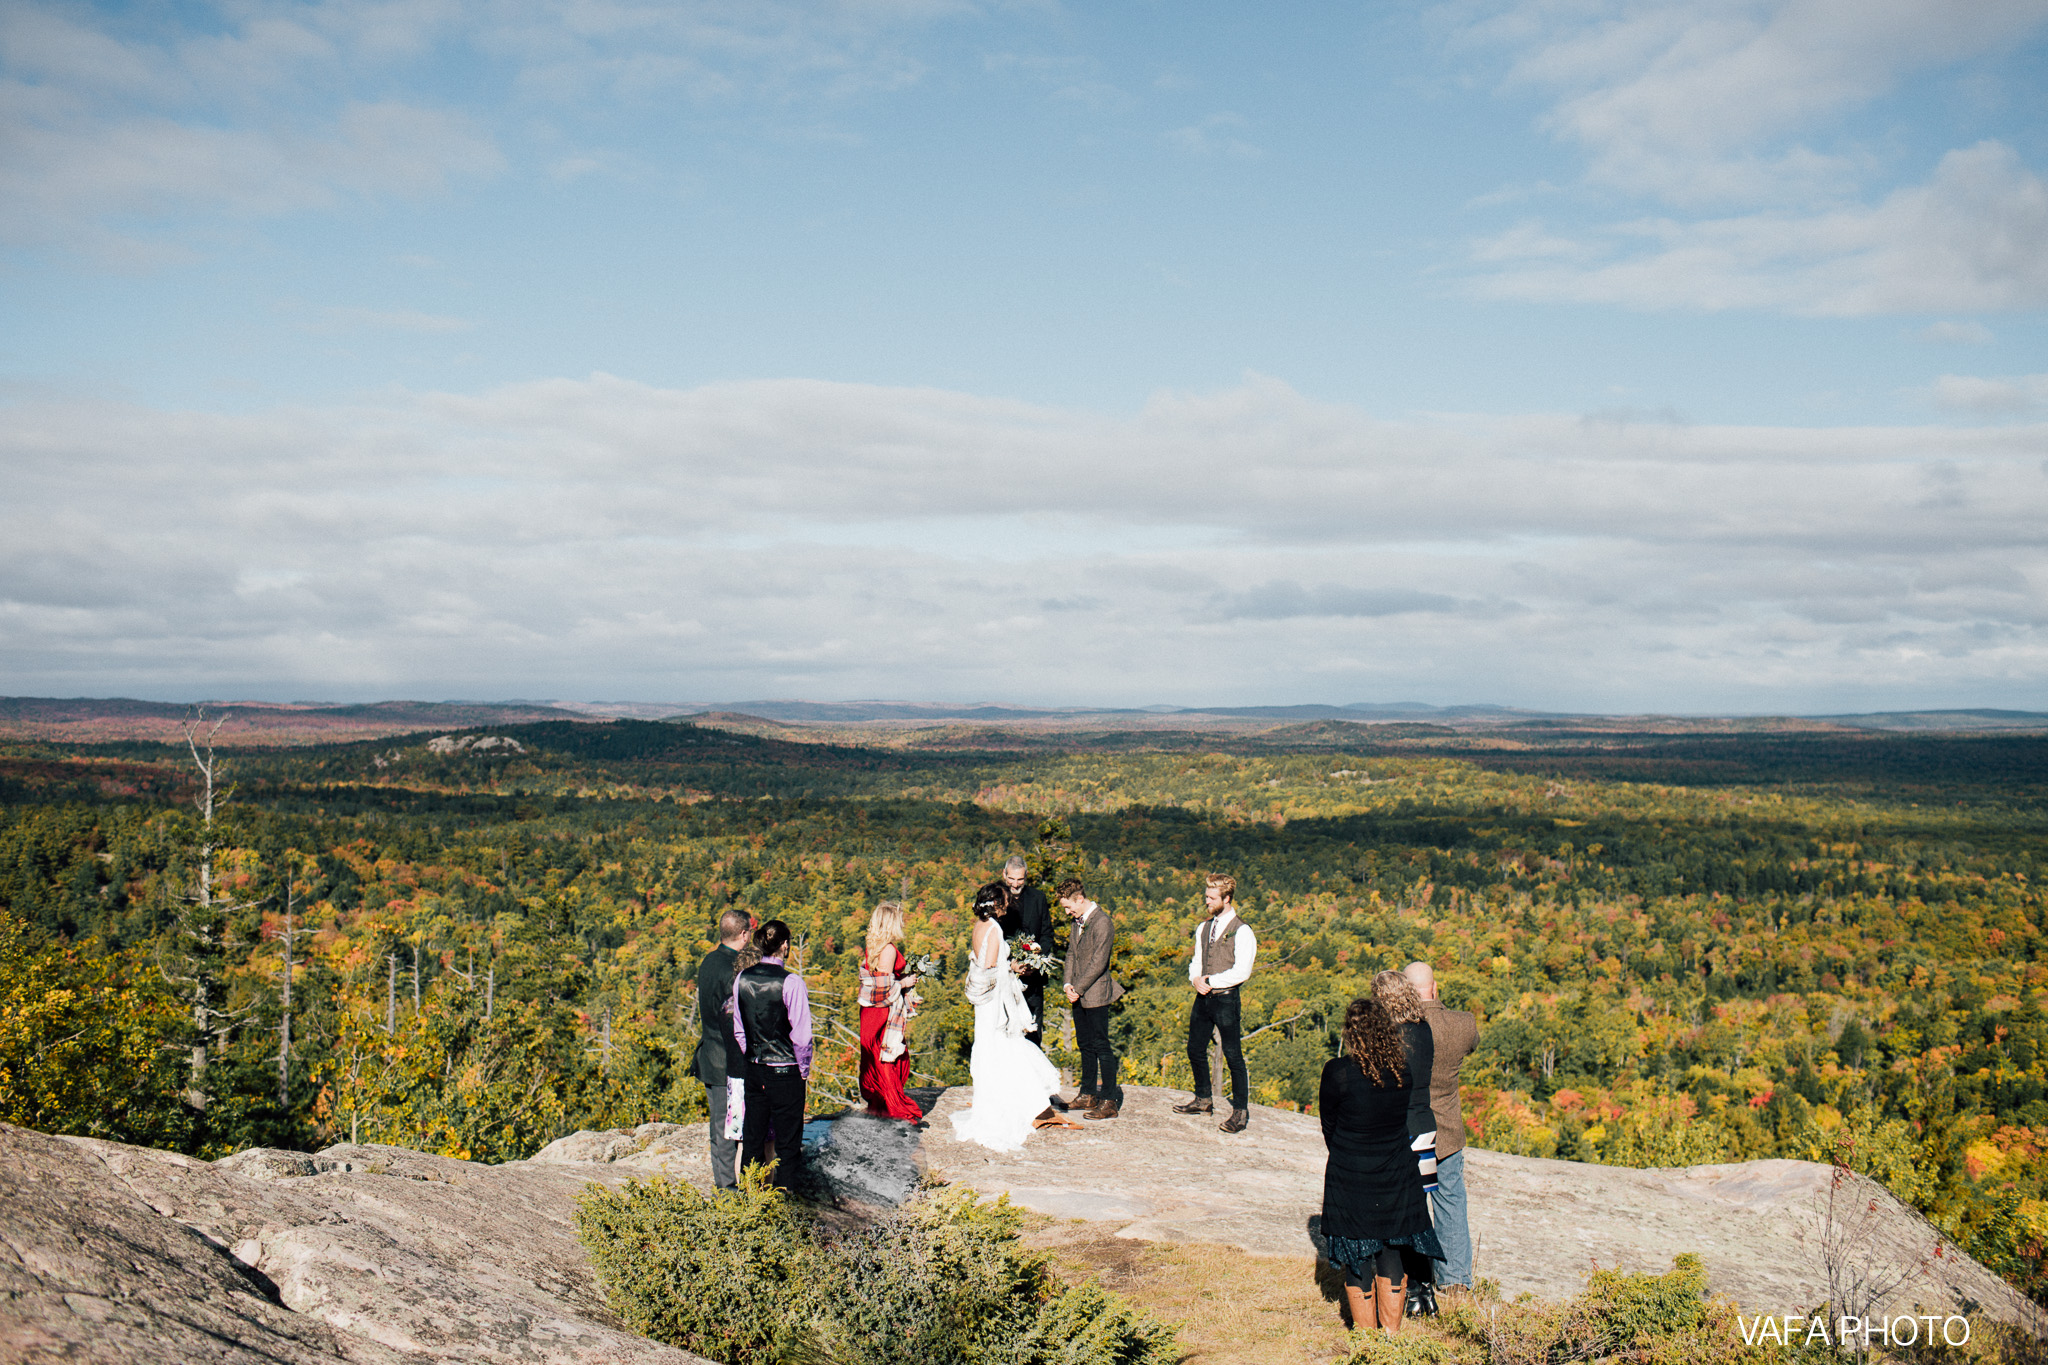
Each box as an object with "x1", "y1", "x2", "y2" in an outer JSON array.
[
  {"x1": 1343, "y1": 1282, "x2": 1376, "y2": 1331},
  {"x1": 1171, "y1": 1096, "x2": 1212, "y2": 1114},
  {"x1": 1070, "y1": 1092, "x2": 1095, "y2": 1111},
  {"x1": 1374, "y1": 1276, "x2": 1406, "y2": 1335},
  {"x1": 1219, "y1": 1108, "x2": 1249, "y2": 1134},
  {"x1": 1082, "y1": 1096, "x2": 1120, "y2": 1120}
]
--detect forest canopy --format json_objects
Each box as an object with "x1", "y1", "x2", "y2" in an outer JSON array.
[{"x1": 3, "y1": 717, "x2": 2046, "y2": 1298}]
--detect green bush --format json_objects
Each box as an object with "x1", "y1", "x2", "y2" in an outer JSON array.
[
  {"x1": 576, "y1": 1167, "x2": 816, "y2": 1363},
  {"x1": 1341, "y1": 1254, "x2": 1827, "y2": 1365},
  {"x1": 574, "y1": 1170, "x2": 1178, "y2": 1365}
]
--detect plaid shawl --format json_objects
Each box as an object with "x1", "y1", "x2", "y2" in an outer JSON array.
[{"x1": 859, "y1": 948, "x2": 919, "y2": 1063}]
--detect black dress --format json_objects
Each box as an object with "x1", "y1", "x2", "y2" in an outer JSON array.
[{"x1": 1318, "y1": 1051, "x2": 1443, "y2": 1274}]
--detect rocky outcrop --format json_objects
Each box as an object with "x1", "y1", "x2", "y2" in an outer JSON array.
[
  {"x1": 6, "y1": 1086, "x2": 2039, "y2": 1362},
  {"x1": 424, "y1": 736, "x2": 525, "y2": 755},
  {"x1": 509, "y1": 1086, "x2": 2044, "y2": 1323},
  {"x1": 0, "y1": 1123, "x2": 710, "y2": 1364},
  {"x1": 914, "y1": 1084, "x2": 2042, "y2": 1326}
]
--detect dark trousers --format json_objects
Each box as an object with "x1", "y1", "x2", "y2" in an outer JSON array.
[
  {"x1": 1022, "y1": 981, "x2": 1046, "y2": 1047},
  {"x1": 741, "y1": 1066, "x2": 806, "y2": 1189},
  {"x1": 705, "y1": 1077, "x2": 738, "y2": 1189},
  {"x1": 1187, "y1": 989, "x2": 1248, "y2": 1110},
  {"x1": 1073, "y1": 1002, "x2": 1117, "y2": 1100}
]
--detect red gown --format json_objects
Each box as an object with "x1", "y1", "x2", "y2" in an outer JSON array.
[{"x1": 858, "y1": 945, "x2": 924, "y2": 1122}]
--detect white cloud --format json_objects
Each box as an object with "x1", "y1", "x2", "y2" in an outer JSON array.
[
  {"x1": 1923, "y1": 320, "x2": 1995, "y2": 344},
  {"x1": 2, "y1": 374, "x2": 2044, "y2": 710},
  {"x1": 1470, "y1": 141, "x2": 2048, "y2": 315},
  {"x1": 0, "y1": 0, "x2": 965, "y2": 260},
  {"x1": 1454, "y1": 0, "x2": 2048, "y2": 314},
  {"x1": 1930, "y1": 372, "x2": 2048, "y2": 414},
  {"x1": 1166, "y1": 113, "x2": 1261, "y2": 160},
  {"x1": 0, "y1": 70, "x2": 502, "y2": 254},
  {"x1": 1477, "y1": 0, "x2": 2048, "y2": 205}
]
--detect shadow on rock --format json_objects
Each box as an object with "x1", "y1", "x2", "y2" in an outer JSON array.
[{"x1": 805, "y1": 1113, "x2": 924, "y2": 1209}]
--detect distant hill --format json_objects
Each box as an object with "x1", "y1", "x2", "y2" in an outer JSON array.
[
  {"x1": 1812, "y1": 708, "x2": 2048, "y2": 732},
  {"x1": 0, "y1": 697, "x2": 594, "y2": 746},
  {"x1": 2, "y1": 695, "x2": 2041, "y2": 746}
]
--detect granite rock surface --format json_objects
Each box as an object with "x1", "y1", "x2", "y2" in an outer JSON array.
[
  {"x1": 0, "y1": 1121, "x2": 710, "y2": 1364},
  {"x1": 541, "y1": 1085, "x2": 2044, "y2": 1323},
  {"x1": 915, "y1": 1084, "x2": 2043, "y2": 1326},
  {"x1": 9, "y1": 1081, "x2": 2040, "y2": 1362}
]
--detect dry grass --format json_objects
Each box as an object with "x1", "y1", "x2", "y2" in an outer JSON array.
[{"x1": 1017, "y1": 1213, "x2": 1463, "y2": 1365}]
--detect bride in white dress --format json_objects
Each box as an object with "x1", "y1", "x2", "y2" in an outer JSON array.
[{"x1": 950, "y1": 884, "x2": 1062, "y2": 1152}]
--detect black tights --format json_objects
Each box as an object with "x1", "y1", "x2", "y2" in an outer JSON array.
[{"x1": 1342, "y1": 1247, "x2": 1407, "y2": 1288}]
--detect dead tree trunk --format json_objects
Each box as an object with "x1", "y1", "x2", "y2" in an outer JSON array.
[{"x1": 164, "y1": 709, "x2": 256, "y2": 1115}]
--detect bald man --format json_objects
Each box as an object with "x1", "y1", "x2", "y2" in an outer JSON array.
[{"x1": 1405, "y1": 961, "x2": 1479, "y2": 1296}]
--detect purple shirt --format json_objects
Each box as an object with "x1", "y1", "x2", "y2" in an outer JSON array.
[{"x1": 729, "y1": 955, "x2": 813, "y2": 1076}]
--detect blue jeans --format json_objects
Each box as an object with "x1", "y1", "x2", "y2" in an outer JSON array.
[{"x1": 1431, "y1": 1148, "x2": 1472, "y2": 1287}]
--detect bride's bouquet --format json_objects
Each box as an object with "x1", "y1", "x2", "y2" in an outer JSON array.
[
  {"x1": 909, "y1": 952, "x2": 944, "y2": 979},
  {"x1": 1009, "y1": 936, "x2": 1062, "y2": 975}
]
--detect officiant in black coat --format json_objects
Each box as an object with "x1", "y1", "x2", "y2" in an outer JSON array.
[{"x1": 994, "y1": 856, "x2": 1055, "y2": 1045}]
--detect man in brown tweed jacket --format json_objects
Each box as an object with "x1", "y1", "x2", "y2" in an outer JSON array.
[
  {"x1": 1059, "y1": 878, "x2": 1125, "y2": 1119},
  {"x1": 1405, "y1": 960, "x2": 1479, "y2": 1294}
]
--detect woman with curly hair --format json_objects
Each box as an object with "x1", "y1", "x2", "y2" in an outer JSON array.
[
  {"x1": 1318, "y1": 996, "x2": 1443, "y2": 1334},
  {"x1": 1373, "y1": 969, "x2": 1440, "y2": 1194}
]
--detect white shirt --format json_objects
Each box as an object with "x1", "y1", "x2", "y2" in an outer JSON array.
[{"x1": 1187, "y1": 912, "x2": 1258, "y2": 990}]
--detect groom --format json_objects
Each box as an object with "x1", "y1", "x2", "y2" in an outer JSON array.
[{"x1": 1058, "y1": 878, "x2": 1124, "y2": 1120}]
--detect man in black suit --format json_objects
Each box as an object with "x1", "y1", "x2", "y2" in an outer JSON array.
[
  {"x1": 694, "y1": 908, "x2": 752, "y2": 1189},
  {"x1": 994, "y1": 855, "x2": 1054, "y2": 1046}
]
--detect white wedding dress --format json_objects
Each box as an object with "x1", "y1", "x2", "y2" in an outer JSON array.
[{"x1": 949, "y1": 930, "x2": 1062, "y2": 1152}]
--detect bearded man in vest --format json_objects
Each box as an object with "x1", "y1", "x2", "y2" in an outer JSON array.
[
  {"x1": 1173, "y1": 872, "x2": 1259, "y2": 1133},
  {"x1": 730, "y1": 919, "x2": 813, "y2": 1189}
]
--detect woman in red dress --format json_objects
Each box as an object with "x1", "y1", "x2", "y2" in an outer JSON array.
[{"x1": 857, "y1": 900, "x2": 925, "y2": 1122}]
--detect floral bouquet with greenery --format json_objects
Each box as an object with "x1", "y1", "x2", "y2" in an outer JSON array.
[{"x1": 1009, "y1": 937, "x2": 1062, "y2": 975}]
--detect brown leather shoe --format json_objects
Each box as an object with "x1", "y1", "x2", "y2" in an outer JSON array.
[
  {"x1": 1171, "y1": 1096, "x2": 1213, "y2": 1114},
  {"x1": 1070, "y1": 1092, "x2": 1095, "y2": 1111},
  {"x1": 1219, "y1": 1108, "x2": 1249, "y2": 1133},
  {"x1": 1082, "y1": 1097, "x2": 1120, "y2": 1120}
]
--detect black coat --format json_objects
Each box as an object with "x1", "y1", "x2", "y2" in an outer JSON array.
[
  {"x1": 694, "y1": 943, "x2": 743, "y2": 1085},
  {"x1": 996, "y1": 886, "x2": 1055, "y2": 991},
  {"x1": 1318, "y1": 1053, "x2": 1433, "y2": 1241},
  {"x1": 1400, "y1": 1019, "x2": 1436, "y2": 1141}
]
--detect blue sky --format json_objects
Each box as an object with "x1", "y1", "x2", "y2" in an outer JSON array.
[{"x1": 4, "y1": 0, "x2": 2047, "y2": 712}]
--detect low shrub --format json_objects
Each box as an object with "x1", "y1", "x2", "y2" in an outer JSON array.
[
  {"x1": 575, "y1": 1166, "x2": 814, "y2": 1363},
  {"x1": 1340, "y1": 1254, "x2": 1824, "y2": 1365},
  {"x1": 575, "y1": 1168, "x2": 1178, "y2": 1365}
]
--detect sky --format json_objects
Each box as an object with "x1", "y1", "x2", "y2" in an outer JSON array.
[{"x1": 3, "y1": 0, "x2": 2047, "y2": 714}]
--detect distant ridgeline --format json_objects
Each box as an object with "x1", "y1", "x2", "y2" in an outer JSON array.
[{"x1": 3, "y1": 714, "x2": 2048, "y2": 1300}]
